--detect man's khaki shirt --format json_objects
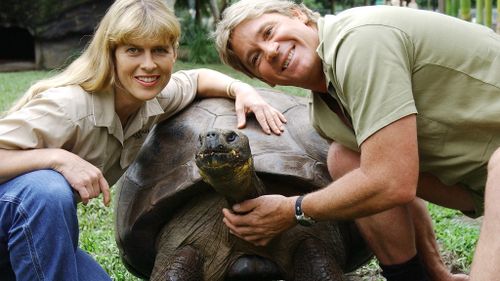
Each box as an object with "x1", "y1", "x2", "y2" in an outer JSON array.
[
  {"x1": 311, "y1": 6, "x2": 500, "y2": 215},
  {"x1": 0, "y1": 70, "x2": 199, "y2": 185}
]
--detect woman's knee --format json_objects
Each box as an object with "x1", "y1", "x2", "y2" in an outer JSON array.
[
  {"x1": 327, "y1": 143, "x2": 361, "y2": 179},
  {"x1": 13, "y1": 170, "x2": 75, "y2": 210}
]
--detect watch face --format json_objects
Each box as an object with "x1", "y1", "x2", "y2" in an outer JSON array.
[
  {"x1": 296, "y1": 214, "x2": 315, "y2": 226},
  {"x1": 298, "y1": 218, "x2": 314, "y2": 226}
]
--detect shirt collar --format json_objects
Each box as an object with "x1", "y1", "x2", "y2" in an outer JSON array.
[{"x1": 91, "y1": 89, "x2": 165, "y2": 142}]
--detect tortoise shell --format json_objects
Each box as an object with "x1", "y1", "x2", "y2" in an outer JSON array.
[{"x1": 115, "y1": 88, "x2": 333, "y2": 277}]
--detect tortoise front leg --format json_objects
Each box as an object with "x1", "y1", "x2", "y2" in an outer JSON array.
[
  {"x1": 151, "y1": 245, "x2": 204, "y2": 281},
  {"x1": 293, "y1": 238, "x2": 345, "y2": 281}
]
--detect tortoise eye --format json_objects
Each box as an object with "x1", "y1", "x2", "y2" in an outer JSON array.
[{"x1": 226, "y1": 132, "x2": 237, "y2": 142}]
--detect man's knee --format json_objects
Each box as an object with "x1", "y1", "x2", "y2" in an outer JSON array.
[
  {"x1": 327, "y1": 142, "x2": 360, "y2": 179},
  {"x1": 488, "y1": 148, "x2": 500, "y2": 173},
  {"x1": 486, "y1": 148, "x2": 500, "y2": 196}
]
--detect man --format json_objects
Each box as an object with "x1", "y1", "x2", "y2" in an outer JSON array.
[{"x1": 214, "y1": 1, "x2": 500, "y2": 281}]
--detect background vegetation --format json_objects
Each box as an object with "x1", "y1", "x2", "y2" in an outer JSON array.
[
  {"x1": 176, "y1": 0, "x2": 498, "y2": 64},
  {"x1": 0, "y1": 62, "x2": 480, "y2": 280}
]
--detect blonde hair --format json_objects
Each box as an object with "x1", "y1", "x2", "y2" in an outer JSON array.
[
  {"x1": 214, "y1": 0, "x2": 320, "y2": 79},
  {"x1": 8, "y1": 0, "x2": 180, "y2": 113}
]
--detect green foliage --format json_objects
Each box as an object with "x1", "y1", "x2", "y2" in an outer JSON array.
[
  {"x1": 0, "y1": 71, "x2": 52, "y2": 112},
  {"x1": 178, "y1": 12, "x2": 220, "y2": 64},
  {"x1": 300, "y1": 0, "x2": 329, "y2": 13},
  {"x1": 428, "y1": 204, "x2": 480, "y2": 271},
  {"x1": 297, "y1": 0, "x2": 374, "y2": 14},
  {"x1": 78, "y1": 191, "x2": 141, "y2": 281}
]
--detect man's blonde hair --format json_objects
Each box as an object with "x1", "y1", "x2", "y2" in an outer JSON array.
[
  {"x1": 8, "y1": 0, "x2": 180, "y2": 113},
  {"x1": 214, "y1": 0, "x2": 320, "y2": 79}
]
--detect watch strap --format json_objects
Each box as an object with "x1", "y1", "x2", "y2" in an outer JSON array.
[
  {"x1": 295, "y1": 195, "x2": 306, "y2": 216},
  {"x1": 295, "y1": 195, "x2": 316, "y2": 226}
]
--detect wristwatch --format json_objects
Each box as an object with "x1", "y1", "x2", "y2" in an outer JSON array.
[{"x1": 294, "y1": 195, "x2": 316, "y2": 226}]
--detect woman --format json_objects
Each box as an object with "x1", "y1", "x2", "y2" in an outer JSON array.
[{"x1": 0, "y1": 0, "x2": 286, "y2": 280}]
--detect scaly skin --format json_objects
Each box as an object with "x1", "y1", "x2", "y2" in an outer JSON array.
[
  {"x1": 151, "y1": 129, "x2": 353, "y2": 281},
  {"x1": 294, "y1": 238, "x2": 345, "y2": 281},
  {"x1": 150, "y1": 246, "x2": 204, "y2": 281}
]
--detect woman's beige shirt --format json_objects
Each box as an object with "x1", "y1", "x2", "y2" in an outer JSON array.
[{"x1": 0, "y1": 70, "x2": 199, "y2": 185}]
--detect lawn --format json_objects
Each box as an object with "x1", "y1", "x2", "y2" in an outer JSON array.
[{"x1": 0, "y1": 62, "x2": 479, "y2": 280}]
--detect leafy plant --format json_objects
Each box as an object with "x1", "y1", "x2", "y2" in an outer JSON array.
[{"x1": 178, "y1": 12, "x2": 220, "y2": 64}]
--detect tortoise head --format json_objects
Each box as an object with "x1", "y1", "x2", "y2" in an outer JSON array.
[
  {"x1": 195, "y1": 129, "x2": 259, "y2": 201},
  {"x1": 195, "y1": 128, "x2": 252, "y2": 174}
]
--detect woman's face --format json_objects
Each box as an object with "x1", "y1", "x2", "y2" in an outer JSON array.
[{"x1": 114, "y1": 38, "x2": 176, "y2": 106}]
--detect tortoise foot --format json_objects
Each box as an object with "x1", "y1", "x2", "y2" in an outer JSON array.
[
  {"x1": 226, "y1": 255, "x2": 284, "y2": 281},
  {"x1": 293, "y1": 238, "x2": 345, "y2": 281},
  {"x1": 151, "y1": 245, "x2": 204, "y2": 281}
]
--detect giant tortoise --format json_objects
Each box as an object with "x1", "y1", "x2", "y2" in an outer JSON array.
[{"x1": 115, "y1": 88, "x2": 372, "y2": 281}]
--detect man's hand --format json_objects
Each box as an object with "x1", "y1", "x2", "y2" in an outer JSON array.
[
  {"x1": 51, "y1": 149, "x2": 110, "y2": 206},
  {"x1": 222, "y1": 195, "x2": 297, "y2": 246},
  {"x1": 233, "y1": 82, "x2": 287, "y2": 135}
]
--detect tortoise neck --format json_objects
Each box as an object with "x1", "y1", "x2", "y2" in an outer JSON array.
[
  {"x1": 200, "y1": 158, "x2": 265, "y2": 205},
  {"x1": 225, "y1": 172, "x2": 265, "y2": 207}
]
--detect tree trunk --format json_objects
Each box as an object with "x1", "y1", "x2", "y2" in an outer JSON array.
[
  {"x1": 497, "y1": 0, "x2": 500, "y2": 33},
  {"x1": 438, "y1": 0, "x2": 445, "y2": 13},
  {"x1": 445, "y1": 0, "x2": 452, "y2": 15},
  {"x1": 220, "y1": 0, "x2": 228, "y2": 13},
  {"x1": 476, "y1": 0, "x2": 484, "y2": 25},
  {"x1": 484, "y1": 0, "x2": 492, "y2": 28},
  {"x1": 195, "y1": 0, "x2": 202, "y2": 25},
  {"x1": 452, "y1": 0, "x2": 459, "y2": 16},
  {"x1": 208, "y1": 0, "x2": 220, "y2": 23},
  {"x1": 460, "y1": 0, "x2": 471, "y2": 21}
]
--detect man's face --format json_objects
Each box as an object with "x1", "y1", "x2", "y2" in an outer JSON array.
[{"x1": 231, "y1": 11, "x2": 323, "y2": 89}]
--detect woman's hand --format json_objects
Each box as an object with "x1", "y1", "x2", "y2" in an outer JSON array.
[
  {"x1": 51, "y1": 149, "x2": 110, "y2": 206},
  {"x1": 222, "y1": 194, "x2": 297, "y2": 246},
  {"x1": 232, "y1": 82, "x2": 287, "y2": 135}
]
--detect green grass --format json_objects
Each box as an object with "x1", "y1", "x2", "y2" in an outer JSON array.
[
  {"x1": 0, "y1": 63, "x2": 478, "y2": 280},
  {"x1": 428, "y1": 204, "x2": 480, "y2": 271},
  {"x1": 0, "y1": 71, "x2": 52, "y2": 111}
]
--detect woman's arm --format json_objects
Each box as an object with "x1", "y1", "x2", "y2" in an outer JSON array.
[
  {"x1": 0, "y1": 148, "x2": 110, "y2": 205},
  {"x1": 195, "y1": 68, "x2": 287, "y2": 135}
]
